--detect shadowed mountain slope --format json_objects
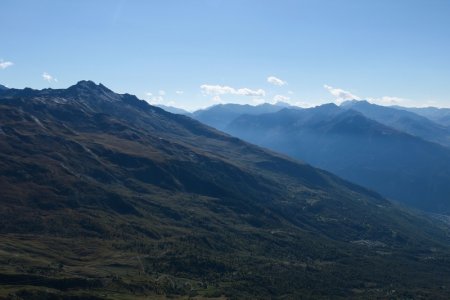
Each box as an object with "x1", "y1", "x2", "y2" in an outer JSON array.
[
  {"x1": 1, "y1": 82, "x2": 450, "y2": 299},
  {"x1": 399, "y1": 106, "x2": 450, "y2": 127},
  {"x1": 227, "y1": 104, "x2": 450, "y2": 214},
  {"x1": 156, "y1": 104, "x2": 192, "y2": 115},
  {"x1": 341, "y1": 100, "x2": 450, "y2": 147}
]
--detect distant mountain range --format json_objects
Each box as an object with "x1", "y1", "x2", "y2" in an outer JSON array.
[
  {"x1": 342, "y1": 100, "x2": 450, "y2": 147},
  {"x1": 399, "y1": 106, "x2": 450, "y2": 127},
  {"x1": 2, "y1": 82, "x2": 450, "y2": 298},
  {"x1": 187, "y1": 102, "x2": 293, "y2": 130},
  {"x1": 178, "y1": 101, "x2": 450, "y2": 214}
]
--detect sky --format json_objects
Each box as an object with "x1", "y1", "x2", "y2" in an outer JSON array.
[{"x1": 1, "y1": 0, "x2": 450, "y2": 111}]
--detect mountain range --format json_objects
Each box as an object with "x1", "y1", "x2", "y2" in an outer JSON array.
[
  {"x1": 191, "y1": 102, "x2": 293, "y2": 130},
  {"x1": 342, "y1": 100, "x2": 450, "y2": 147},
  {"x1": 2, "y1": 82, "x2": 450, "y2": 298},
  {"x1": 183, "y1": 101, "x2": 450, "y2": 214},
  {"x1": 156, "y1": 104, "x2": 191, "y2": 115},
  {"x1": 399, "y1": 106, "x2": 450, "y2": 127}
]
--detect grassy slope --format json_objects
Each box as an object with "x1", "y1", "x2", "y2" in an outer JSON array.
[{"x1": 1, "y1": 83, "x2": 450, "y2": 299}]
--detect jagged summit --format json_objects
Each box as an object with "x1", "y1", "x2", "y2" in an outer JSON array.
[
  {"x1": 67, "y1": 80, "x2": 113, "y2": 94},
  {"x1": 52, "y1": 80, "x2": 127, "y2": 107}
]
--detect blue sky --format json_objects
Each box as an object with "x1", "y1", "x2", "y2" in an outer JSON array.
[{"x1": 1, "y1": 0, "x2": 449, "y2": 110}]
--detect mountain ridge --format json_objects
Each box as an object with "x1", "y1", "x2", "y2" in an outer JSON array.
[
  {"x1": 226, "y1": 104, "x2": 450, "y2": 213},
  {"x1": 191, "y1": 102, "x2": 296, "y2": 130},
  {"x1": 2, "y1": 82, "x2": 450, "y2": 298},
  {"x1": 341, "y1": 100, "x2": 450, "y2": 147}
]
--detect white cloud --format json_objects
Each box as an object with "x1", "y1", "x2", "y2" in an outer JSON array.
[
  {"x1": 144, "y1": 90, "x2": 178, "y2": 106},
  {"x1": 146, "y1": 95, "x2": 164, "y2": 105},
  {"x1": 273, "y1": 95, "x2": 290, "y2": 102},
  {"x1": 201, "y1": 85, "x2": 234, "y2": 95},
  {"x1": 42, "y1": 72, "x2": 57, "y2": 83},
  {"x1": 212, "y1": 95, "x2": 223, "y2": 103},
  {"x1": 252, "y1": 98, "x2": 266, "y2": 105},
  {"x1": 0, "y1": 60, "x2": 13, "y2": 69},
  {"x1": 324, "y1": 84, "x2": 360, "y2": 103},
  {"x1": 145, "y1": 91, "x2": 162, "y2": 104},
  {"x1": 372, "y1": 96, "x2": 405, "y2": 105},
  {"x1": 200, "y1": 84, "x2": 265, "y2": 97},
  {"x1": 324, "y1": 84, "x2": 414, "y2": 107},
  {"x1": 175, "y1": 90, "x2": 184, "y2": 95},
  {"x1": 366, "y1": 96, "x2": 408, "y2": 106},
  {"x1": 267, "y1": 76, "x2": 287, "y2": 86},
  {"x1": 236, "y1": 87, "x2": 266, "y2": 96},
  {"x1": 293, "y1": 101, "x2": 315, "y2": 108},
  {"x1": 288, "y1": 90, "x2": 294, "y2": 95}
]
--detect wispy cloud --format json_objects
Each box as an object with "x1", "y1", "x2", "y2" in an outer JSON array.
[
  {"x1": 145, "y1": 90, "x2": 176, "y2": 106},
  {"x1": 145, "y1": 91, "x2": 162, "y2": 104},
  {"x1": 368, "y1": 96, "x2": 407, "y2": 105},
  {"x1": 146, "y1": 89, "x2": 185, "y2": 105},
  {"x1": 267, "y1": 76, "x2": 287, "y2": 86},
  {"x1": 212, "y1": 95, "x2": 223, "y2": 103},
  {"x1": 273, "y1": 95, "x2": 290, "y2": 102},
  {"x1": 292, "y1": 101, "x2": 315, "y2": 108},
  {"x1": 42, "y1": 72, "x2": 58, "y2": 83},
  {"x1": 324, "y1": 85, "x2": 411, "y2": 106},
  {"x1": 200, "y1": 84, "x2": 265, "y2": 97},
  {"x1": 0, "y1": 60, "x2": 13, "y2": 69},
  {"x1": 252, "y1": 98, "x2": 266, "y2": 105},
  {"x1": 146, "y1": 95, "x2": 164, "y2": 105},
  {"x1": 324, "y1": 84, "x2": 360, "y2": 103}
]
